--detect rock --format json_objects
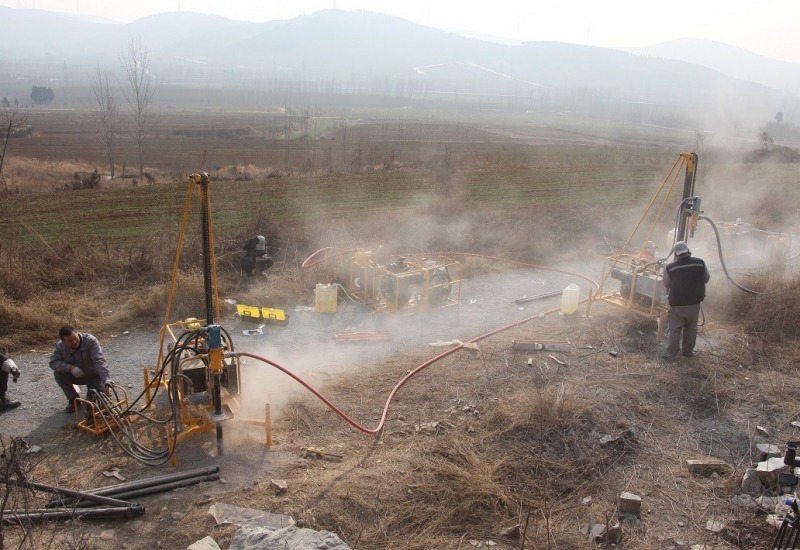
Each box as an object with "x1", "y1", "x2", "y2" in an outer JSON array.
[
  {"x1": 756, "y1": 457, "x2": 787, "y2": 488},
  {"x1": 741, "y1": 468, "x2": 763, "y2": 494},
  {"x1": 187, "y1": 536, "x2": 222, "y2": 550},
  {"x1": 270, "y1": 479, "x2": 288, "y2": 494},
  {"x1": 686, "y1": 458, "x2": 731, "y2": 477},
  {"x1": 705, "y1": 519, "x2": 725, "y2": 532},
  {"x1": 230, "y1": 525, "x2": 351, "y2": 550},
  {"x1": 619, "y1": 491, "x2": 641, "y2": 518},
  {"x1": 756, "y1": 443, "x2": 781, "y2": 461},
  {"x1": 499, "y1": 524, "x2": 520, "y2": 539},
  {"x1": 756, "y1": 426, "x2": 769, "y2": 436}
]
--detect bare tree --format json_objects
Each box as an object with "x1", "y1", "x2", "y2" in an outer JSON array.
[
  {"x1": 90, "y1": 67, "x2": 119, "y2": 178},
  {"x1": 121, "y1": 36, "x2": 155, "y2": 180},
  {"x1": 0, "y1": 99, "x2": 29, "y2": 182}
]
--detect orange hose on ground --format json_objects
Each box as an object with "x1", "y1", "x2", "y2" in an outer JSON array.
[{"x1": 244, "y1": 248, "x2": 599, "y2": 436}]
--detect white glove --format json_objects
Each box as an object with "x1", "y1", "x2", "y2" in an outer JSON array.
[{"x1": 71, "y1": 366, "x2": 84, "y2": 378}]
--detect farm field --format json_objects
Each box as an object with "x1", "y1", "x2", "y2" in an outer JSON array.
[{"x1": 1, "y1": 107, "x2": 800, "y2": 549}]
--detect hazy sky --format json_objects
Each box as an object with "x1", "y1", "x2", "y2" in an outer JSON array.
[{"x1": 3, "y1": 0, "x2": 800, "y2": 63}]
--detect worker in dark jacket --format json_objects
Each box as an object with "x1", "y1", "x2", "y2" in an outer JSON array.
[
  {"x1": 239, "y1": 235, "x2": 274, "y2": 277},
  {"x1": 0, "y1": 352, "x2": 21, "y2": 411},
  {"x1": 49, "y1": 326, "x2": 112, "y2": 413},
  {"x1": 662, "y1": 241, "x2": 710, "y2": 360}
]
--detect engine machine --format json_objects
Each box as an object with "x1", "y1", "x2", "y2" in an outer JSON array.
[{"x1": 346, "y1": 249, "x2": 462, "y2": 314}]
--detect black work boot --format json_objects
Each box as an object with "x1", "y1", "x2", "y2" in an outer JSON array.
[{"x1": 0, "y1": 395, "x2": 21, "y2": 411}]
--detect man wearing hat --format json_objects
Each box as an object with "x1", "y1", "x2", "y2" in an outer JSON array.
[
  {"x1": 239, "y1": 235, "x2": 274, "y2": 278},
  {"x1": 661, "y1": 240, "x2": 710, "y2": 360}
]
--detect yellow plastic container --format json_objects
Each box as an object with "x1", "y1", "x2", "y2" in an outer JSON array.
[
  {"x1": 315, "y1": 283, "x2": 338, "y2": 313},
  {"x1": 236, "y1": 304, "x2": 261, "y2": 320},
  {"x1": 560, "y1": 284, "x2": 579, "y2": 315}
]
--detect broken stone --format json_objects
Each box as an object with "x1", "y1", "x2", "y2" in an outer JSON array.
[
  {"x1": 756, "y1": 496, "x2": 782, "y2": 512},
  {"x1": 756, "y1": 426, "x2": 769, "y2": 437},
  {"x1": 705, "y1": 519, "x2": 726, "y2": 532},
  {"x1": 756, "y1": 443, "x2": 782, "y2": 461},
  {"x1": 499, "y1": 524, "x2": 520, "y2": 539},
  {"x1": 25, "y1": 445, "x2": 42, "y2": 454},
  {"x1": 685, "y1": 458, "x2": 731, "y2": 477},
  {"x1": 599, "y1": 434, "x2": 621, "y2": 448},
  {"x1": 270, "y1": 479, "x2": 288, "y2": 494},
  {"x1": 595, "y1": 522, "x2": 622, "y2": 544},
  {"x1": 741, "y1": 468, "x2": 762, "y2": 494},
  {"x1": 619, "y1": 491, "x2": 641, "y2": 518},
  {"x1": 186, "y1": 536, "x2": 221, "y2": 550},
  {"x1": 756, "y1": 457, "x2": 787, "y2": 488}
]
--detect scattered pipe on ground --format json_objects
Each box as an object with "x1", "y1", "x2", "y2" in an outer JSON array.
[
  {"x1": 48, "y1": 466, "x2": 220, "y2": 508},
  {"x1": 70, "y1": 474, "x2": 221, "y2": 507},
  {"x1": 2, "y1": 506, "x2": 144, "y2": 524},
  {"x1": 0, "y1": 476, "x2": 136, "y2": 508}
]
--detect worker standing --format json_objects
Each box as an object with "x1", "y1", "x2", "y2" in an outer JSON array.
[{"x1": 661, "y1": 241, "x2": 710, "y2": 361}]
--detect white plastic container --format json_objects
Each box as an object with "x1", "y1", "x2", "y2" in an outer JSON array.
[
  {"x1": 314, "y1": 283, "x2": 338, "y2": 313},
  {"x1": 560, "y1": 284, "x2": 579, "y2": 315}
]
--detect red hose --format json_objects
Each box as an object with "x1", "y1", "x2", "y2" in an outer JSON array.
[{"x1": 241, "y1": 248, "x2": 599, "y2": 436}]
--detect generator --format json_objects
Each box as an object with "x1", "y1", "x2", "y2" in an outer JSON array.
[{"x1": 345, "y1": 249, "x2": 462, "y2": 314}]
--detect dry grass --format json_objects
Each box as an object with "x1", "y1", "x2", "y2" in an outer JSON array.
[
  {"x1": 717, "y1": 270, "x2": 800, "y2": 343},
  {"x1": 2, "y1": 130, "x2": 800, "y2": 548}
]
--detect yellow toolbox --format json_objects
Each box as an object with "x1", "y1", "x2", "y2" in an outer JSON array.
[
  {"x1": 236, "y1": 303, "x2": 288, "y2": 325},
  {"x1": 236, "y1": 304, "x2": 261, "y2": 320},
  {"x1": 261, "y1": 307, "x2": 288, "y2": 325}
]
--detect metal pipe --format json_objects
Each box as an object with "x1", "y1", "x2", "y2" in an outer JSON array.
[
  {"x1": 84, "y1": 473, "x2": 220, "y2": 503},
  {"x1": 0, "y1": 476, "x2": 135, "y2": 508},
  {"x1": 3, "y1": 505, "x2": 144, "y2": 524},
  {"x1": 513, "y1": 290, "x2": 562, "y2": 305},
  {"x1": 47, "y1": 466, "x2": 219, "y2": 507},
  {"x1": 676, "y1": 152, "x2": 698, "y2": 242}
]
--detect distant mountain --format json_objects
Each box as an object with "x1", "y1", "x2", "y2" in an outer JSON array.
[
  {"x1": 0, "y1": 5, "x2": 796, "y2": 129},
  {"x1": 622, "y1": 38, "x2": 800, "y2": 93}
]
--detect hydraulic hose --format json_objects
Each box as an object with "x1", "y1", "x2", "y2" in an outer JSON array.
[
  {"x1": 700, "y1": 215, "x2": 759, "y2": 295},
  {"x1": 239, "y1": 301, "x2": 569, "y2": 436},
  {"x1": 250, "y1": 248, "x2": 600, "y2": 436}
]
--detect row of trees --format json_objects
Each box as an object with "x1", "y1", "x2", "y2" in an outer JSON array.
[
  {"x1": 2, "y1": 37, "x2": 155, "y2": 184},
  {"x1": 91, "y1": 36, "x2": 155, "y2": 180}
]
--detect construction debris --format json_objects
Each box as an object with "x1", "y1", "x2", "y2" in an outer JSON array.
[
  {"x1": 512, "y1": 340, "x2": 571, "y2": 352},
  {"x1": 686, "y1": 458, "x2": 732, "y2": 477},
  {"x1": 334, "y1": 331, "x2": 391, "y2": 342},
  {"x1": 300, "y1": 447, "x2": 343, "y2": 459}
]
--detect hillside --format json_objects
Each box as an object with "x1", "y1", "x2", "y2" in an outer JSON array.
[{"x1": 0, "y1": 6, "x2": 794, "y2": 123}]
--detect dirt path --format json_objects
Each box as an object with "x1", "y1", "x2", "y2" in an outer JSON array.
[{"x1": 5, "y1": 261, "x2": 597, "y2": 476}]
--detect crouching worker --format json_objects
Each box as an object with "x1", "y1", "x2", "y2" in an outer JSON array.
[
  {"x1": 49, "y1": 326, "x2": 112, "y2": 413},
  {"x1": 0, "y1": 352, "x2": 22, "y2": 411},
  {"x1": 239, "y1": 235, "x2": 274, "y2": 278}
]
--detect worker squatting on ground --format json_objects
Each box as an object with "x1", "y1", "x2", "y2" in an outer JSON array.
[
  {"x1": 239, "y1": 235, "x2": 274, "y2": 278},
  {"x1": 0, "y1": 352, "x2": 22, "y2": 411},
  {"x1": 661, "y1": 241, "x2": 710, "y2": 361},
  {"x1": 49, "y1": 326, "x2": 113, "y2": 413}
]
